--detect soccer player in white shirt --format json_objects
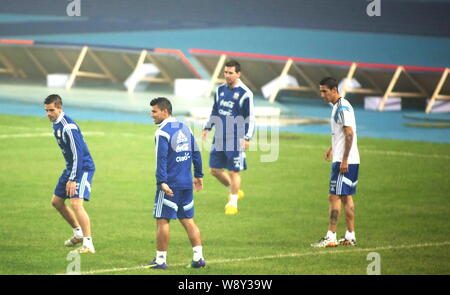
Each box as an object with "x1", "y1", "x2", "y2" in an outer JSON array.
[{"x1": 311, "y1": 77, "x2": 360, "y2": 248}]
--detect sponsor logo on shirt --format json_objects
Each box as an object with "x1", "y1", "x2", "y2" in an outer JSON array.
[
  {"x1": 175, "y1": 143, "x2": 189, "y2": 153},
  {"x1": 219, "y1": 109, "x2": 232, "y2": 116},
  {"x1": 176, "y1": 131, "x2": 188, "y2": 144},
  {"x1": 220, "y1": 100, "x2": 235, "y2": 108},
  {"x1": 176, "y1": 152, "x2": 191, "y2": 163},
  {"x1": 175, "y1": 131, "x2": 190, "y2": 153}
]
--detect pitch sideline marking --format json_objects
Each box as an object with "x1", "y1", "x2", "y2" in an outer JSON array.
[
  {"x1": 0, "y1": 131, "x2": 151, "y2": 139},
  {"x1": 0, "y1": 131, "x2": 105, "y2": 138},
  {"x1": 1, "y1": 131, "x2": 449, "y2": 159},
  {"x1": 292, "y1": 143, "x2": 450, "y2": 160},
  {"x1": 57, "y1": 240, "x2": 450, "y2": 275}
]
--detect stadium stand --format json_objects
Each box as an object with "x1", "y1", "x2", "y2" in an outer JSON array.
[
  {"x1": 0, "y1": 39, "x2": 201, "y2": 92},
  {"x1": 189, "y1": 48, "x2": 450, "y2": 113}
]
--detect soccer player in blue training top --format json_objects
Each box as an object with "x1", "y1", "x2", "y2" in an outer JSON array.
[
  {"x1": 202, "y1": 60, "x2": 255, "y2": 215},
  {"x1": 311, "y1": 77, "x2": 360, "y2": 248},
  {"x1": 144, "y1": 97, "x2": 206, "y2": 269},
  {"x1": 44, "y1": 94, "x2": 96, "y2": 254}
]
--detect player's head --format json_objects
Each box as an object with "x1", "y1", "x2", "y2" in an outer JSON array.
[
  {"x1": 44, "y1": 94, "x2": 63, "y2": 122},
  {"x1": 319, "y1": 77, "x2": 339, "y2": 103},
  {"x1": 150, "y1": 97, "x2": 172, "y2": 124},
  {"x1": 224, "y1": 60, "x2": 241, "y2": 88}
]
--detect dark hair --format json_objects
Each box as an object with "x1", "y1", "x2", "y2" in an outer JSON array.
[
  {"x1": 225, "y1": 60, "x2": 241, "y2": 73},
  {"x1": 150, "y1": 97, "x2": 172, "y2": 115},
  {"x1": 44, "y1": 94, "x2": 63, "y2": 107},
  {"x1": 319, "y1": 77, "x2": 338, "y2": 91}
]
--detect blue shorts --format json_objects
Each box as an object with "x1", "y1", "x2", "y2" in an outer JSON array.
[
  {"x1": 329, "y1": 162, "x2": 359, "y2": 196},
  {"x1": 153, "y1": 187, "x2": 194, "y2": 219},
  {"x1": 54, "y1": 170, "x2": 95, "y2": 201},
  {"x1": 209, "y1": 150, "x2": 247, "y2": 171}
]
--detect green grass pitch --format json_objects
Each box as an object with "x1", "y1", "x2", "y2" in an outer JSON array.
[{"x1": 1, "y1": 114, "x2": 449, "y2": 275}]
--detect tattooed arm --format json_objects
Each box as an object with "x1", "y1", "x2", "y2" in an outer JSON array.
[{"x1": 340, "y1": 126, "x2": 354, "y2": 174}]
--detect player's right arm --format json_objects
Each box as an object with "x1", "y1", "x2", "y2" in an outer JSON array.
[
  {"x1": 201, "y1": 129, "x2": 209, "y2": 142},
  {"x1": 202, "y1": 90, "x2": 220, "y2": 141},
  {"x1": 155, "y1": 132, "x2": 173, "y2": 196},
  {"x1": 160, "y1": 183, "x2": 174, "y2": 197},
  {"x1": 324, "y1": 147, "x2": 332, "y2": 162}
]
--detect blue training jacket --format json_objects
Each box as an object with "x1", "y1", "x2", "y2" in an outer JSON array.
[
  {"x1": 155, "y1": 117, "x2": 203, "y2": 189},
  {"x1": 204, "y1": 80, "x2": 255, "y2": 148},
  {"x1": 52, "y1": 112, "x2": 95, "y2": 180}
]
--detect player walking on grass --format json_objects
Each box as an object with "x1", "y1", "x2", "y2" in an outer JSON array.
[
  {"x1": 202, "y1": 60, "x2": 255, "y2": 215},
  {"x1": 144, "y1": 97, "x2": 206, "y2": 269},
  {"x1": 44, "y1": 94, "x2": 96, "y2": 254},
  {"x1": 311, "y1": 77, "x2": 360, "y2": 248}
]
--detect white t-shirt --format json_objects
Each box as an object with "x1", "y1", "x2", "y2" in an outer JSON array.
[{"x1": 330, "y1": 97, "x2": 360, "y2": 164}]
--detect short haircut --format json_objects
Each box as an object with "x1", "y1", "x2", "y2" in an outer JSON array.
[
  {"x1": 319, "y1": 77, "x2": 338, "y2": 91},
  {"x1": 225, "y1": 60, "x2": 241, "y2": 73},
  {"x1": 150, "y1": 97, "x2": 172, "y2": 115},
  {"x1": 44, "y1": 94, "x2": 63, "y2": 107}
]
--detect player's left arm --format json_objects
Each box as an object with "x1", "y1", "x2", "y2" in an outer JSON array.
[
  {"x1": 341, "y1": 126, "x2": 354, "y2": 174},
  {"x1": 241, "y1": 91, "x2": 255, "y2": 149},
  {"x1": 189, "y1": 129, "x2": 204, "y2": 192},
  {"x1": 193, "y1": 177, "x2": 203, "y2": 192},
  {"x1": 64, "y1": 127, "x2": 85, "y2": 197}
]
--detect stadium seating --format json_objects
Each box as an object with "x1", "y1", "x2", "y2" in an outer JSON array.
[
  {"x1": 189, "y1": 48, "x2": 450, "y2": 113},
  {"x1": 0, "y1": 39, "x2": 200, "y2": 92}
]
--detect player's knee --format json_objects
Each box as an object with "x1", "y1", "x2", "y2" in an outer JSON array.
[
  {"x1": 210, "y1": 168, "x2": 221, "y2": 176},
  {"x1": 70, "y1": 199, "x2": 84, "y2": 211},
  {"x1": 181, "y1": 218, "x2": 196, "y2": 227},
  {"x1": 51, "y1": 197, "x2": 63, "y2": 209},
  {"x1": 328, "y1": 194, "x2": 339, "y2": 202},
  {"x1": 51, "y1": 200, "x2": 58, "y2": 209},
  {"x1": 229, "y1": 170, "x2": 239, "y2": 175},
  {"x1": 346, "y1": 204, "x2": 355, "y2": 215},
  {"x1": 341, "y1": 196, "x2": 354, "y2": 206}
]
